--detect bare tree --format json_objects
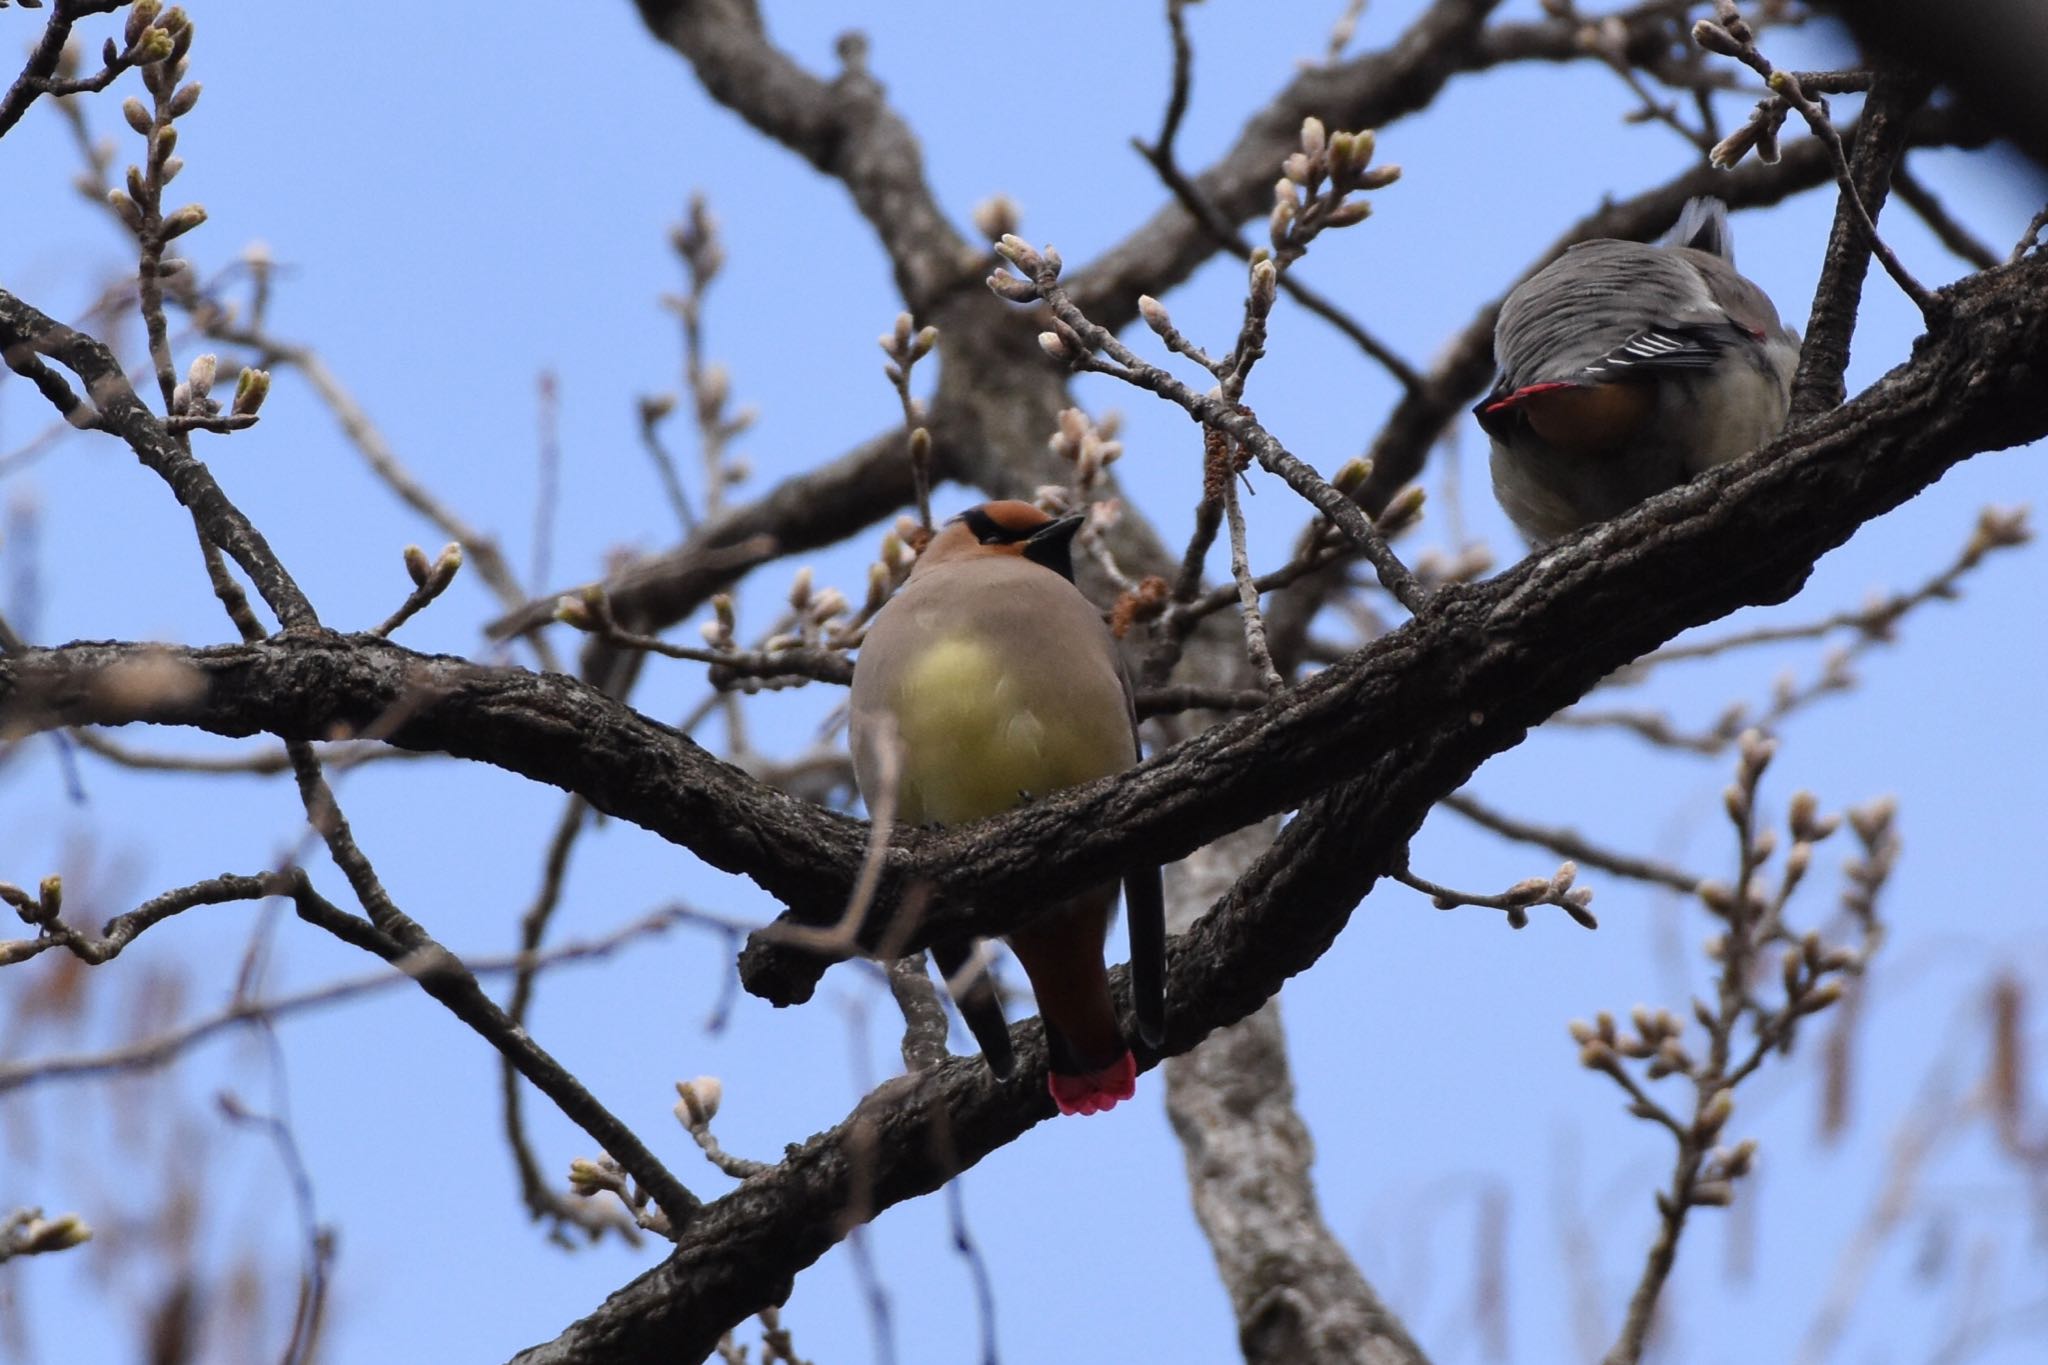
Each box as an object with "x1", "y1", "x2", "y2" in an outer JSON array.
[{"x1": 3, "y1": 2, "x2": 2047, "y2": 1362}]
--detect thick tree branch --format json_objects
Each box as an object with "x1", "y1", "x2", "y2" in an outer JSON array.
[
  {"x1": 484, "y1": 46, "x2": 1978, "y2": 663},
  {"x1": 489, "y1": 429, "x2": 908, "y2": 639},
  {"x1": 1788, "y1": 66, "x2": 1933, "y2": 422},
  {"x1": 1068, "y1": 0, "x2": 1506, "y2": 327},
  {"x1": 631, "y1": 0, "x2": 974, "y2": 317},
  {"x1": 1164, "y1": 826, "x2": 1429, "y2": 1365},
  {"x1": 735, "y1": 247, "x2": 2047, "y2": 1000},
  {"x1": 8, "y1": 253, "x2": 2044, "y2": 1008},
  {"x1": 508, "y1": 733, "x2": 1439, "y2": 1364},
  {"x1": 500, "y1": 0, "x2": 1508, "y2": 653}
]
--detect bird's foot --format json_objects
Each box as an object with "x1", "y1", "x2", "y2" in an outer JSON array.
[{"x1": 1047, "y1": 1050, "x2": 1137, "y2": 1117}]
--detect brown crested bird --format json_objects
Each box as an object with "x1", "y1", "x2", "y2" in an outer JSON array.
[{"x1": 848, "y1": 500, "x2": 1166, "y2": 1115}]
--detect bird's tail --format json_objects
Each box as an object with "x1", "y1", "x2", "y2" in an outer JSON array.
[
  {"x1": 1007, "y1": 896, "x2": 1139, "y2": 1116},
  {"x1": 1044, "y1": 1040, "x2": 1137, "y2": 1118},
  {"x1": 1665, "y1": 196, "x2": 1734, "y2": 262}
]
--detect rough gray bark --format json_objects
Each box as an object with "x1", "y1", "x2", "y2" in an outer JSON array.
[
  {"x1": 1166, "y1": 825, "x2": 1430, "y2": 1365},
  {"x1": 6, "y1": 248, "x2": 2045, "y2": 1365},
  {"x1": 2, "y1": 2, "x2": 2036, "y2": 1360}
]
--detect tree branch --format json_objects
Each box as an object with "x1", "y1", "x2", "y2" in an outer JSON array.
[
  {"x1": 8, "y1": 253, "x2": 2043, "y2": 1009},
  {"x1": 1788, "y1": 65, "x2": 1934, "y2": 422},
  {"x1": 0, "y1": 0, "x2": 127, "y2": 140},
  {"x1": 0, "y1": 287, "x2": 321, "y2": 633},
  {"x1": 1163, "y1": 826, "x2": 1429, "y2": 1365},
  {"x1": 631, "y1": 0, "x2": 974, "y2": 317},
  {"x1": 1066, "y1": 0, "x2": 1507, "y2": 326}
]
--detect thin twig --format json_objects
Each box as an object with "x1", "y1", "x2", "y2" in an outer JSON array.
[
  {"x1": 0, "y1": 870, "x2": 292, "y2": 967},
  {"x1": 0, "y1": 0, "x2": 130, "y2": 141},
  {"x1": 372, "y1": 542, "x2": 463, "y2": 637},
  {"x1": 1892, "y1": 164, "x2": 2000, "y2": 270},
  {"x1": 946, "y1": 1181, "x2": 1002, "y2": 1365},
  {"x1": 1320, "y1": 0, "x2": 1370, "y2": 65},
  {"x1": 878, "y1": 313, "x2": 937, "y2": 533},
  {"x1": 670, "y1": 194, "x2": 752, "y2": 524},
  {"x1": 1130, "y1": 91, "x2": 1417, "y2": 392},
  {"x1": 676, "y1": 1082, "x2": 772, "y2": 1180},
  {"x1": 531, "y1": 369, "x2": 562, "y2": 593},
  {"x1": 637, "y1": 394, "x2": 697, "y2": 533},
  {"x1": 1635, "y1": 506, "x2": 2028, "y2": 667},
  {"x1": 1700, "y1": 16, "x2": 1934, "y2": 315},
  {"x1": 218, "y1": 1050, "x2": 332, "y2": 1365},
  {"x1": 1395, "y1": 858, "x2": 1596, "y2": 930},
  {"x1": 501, "y1": 794, "x2": 605, "y2": 1235},
  {"x1": 994, "y1": 238, "x2": 1427, "y2": 611},
  {"x1": 283, "y1": 734, "x2": 703, "y2": 1228},
  {"x1": 2010, "y1": 202, "x2": 2048, "y2": 264},
  {"x1": 64, "y1": 725, "x2": 422, "y2": 775},
  {"x1": 1221, "y1": 465, "x2": 1283, "y2": 691},
  {"x1": 0, "y1": 903, "x2": 707, "y2": 1093}
]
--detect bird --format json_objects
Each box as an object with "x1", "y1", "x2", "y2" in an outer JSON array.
[
  {"x1": 848, "y1": 500, "x2": 1166, "y2": 1116},
  {"x1": 1476, "y1": 197, "x2": 1801, "y2": 544}
]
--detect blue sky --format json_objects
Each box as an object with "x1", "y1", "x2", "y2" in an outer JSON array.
[{"x1": 3, "y1": 2, "x2": 2046, "y2": 1362}]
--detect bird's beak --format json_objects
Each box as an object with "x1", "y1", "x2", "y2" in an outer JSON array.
[
  {"x1": 1027, "y1": 513, "x2": 1085, "y2": 548},
  {"x1": 1021, "y1": 512, "x2": 1085, "y2": 580}
]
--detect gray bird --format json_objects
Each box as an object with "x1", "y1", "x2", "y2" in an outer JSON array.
[
  {"x1": 848, "y1": 500, "x2": 1166, "y2": 1116},
  {"x1": 1476, "y1": 198, "x2": 1801, "y2": 544}
]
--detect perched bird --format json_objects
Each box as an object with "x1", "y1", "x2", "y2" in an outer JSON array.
[
  {"x1": 848, "y1": 500, "x2": 1166, "y2": 1116},
  {"x1": 1476, "y1": 198, "x2": 1801, "y2": 543}
]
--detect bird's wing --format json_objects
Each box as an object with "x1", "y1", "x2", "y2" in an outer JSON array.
[{"x1": 1576, "y1": 324, "x2": 1736, "y2": 380}]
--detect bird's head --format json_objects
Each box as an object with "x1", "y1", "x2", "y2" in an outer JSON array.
[{"x1": 917, "y1": 500, "x2": 1085, "y2": 582}]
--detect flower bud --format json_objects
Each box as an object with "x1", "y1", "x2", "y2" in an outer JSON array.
[
  {"x1": 1691, "y1": 19, "x2": 1746, "y2": 56},
  {"x1": 986, "y1": 271, "x2": 1039, "y2": 303},
  {"x1": 135, "y1": 28, "x2": 175, "y2": 64},
  {"x1": 22, "y1": 1215, "x2": 92, "y2": 1254},
  {"x1": 675, "y1": 1075, "x2": 723, "y2": 1125},
  {"x1": 994, "y1": 233, "x2": 1040, "y2": 272},
  {"x1": 160, "y1": 203, "x2": 207, "y2": 239},
  {"x1": 567, "y1": 1158, "x2": 621, "y2": 1198},
  {"x1": 429, "y1": 544, "x2": 463, "y2": 591},
  {"x1": 1696, "y1": 1087, "x2": 1735, "y2": 1137},
  {"x1": 230, "y1": 367, "x2": 270, "y2": 417},
  {"x1": 1333, "y1": 456, "x2": 1372, "y2": 495},
  {"x1": 971, "y1": 192, "x2": 1020, "y2": 242},
  {"x1": 1138, "y1": 294, "x2": 1171, "y2": 335},
  {"x1": 555, "y1": 597, "x2": 595, "y2": 631},
  {"x1": 128, "y1": 0, "x2": 163, "y2": 47},
  {"x1": 108, "y1": 189, "x2": 144, "y2": 232}
]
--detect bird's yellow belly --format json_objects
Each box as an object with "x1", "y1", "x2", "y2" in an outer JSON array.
[{"x1": 893, "y1": 637, "x2": 1126, "y2": 827}]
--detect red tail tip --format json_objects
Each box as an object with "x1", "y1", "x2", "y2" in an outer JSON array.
[
  {"x1": 1048, "y1": 1051, "x2": 1138, "y2": 1116},
  {"x1": 1482, "y1": 380, "x2": 1579, "y2": 414}
]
